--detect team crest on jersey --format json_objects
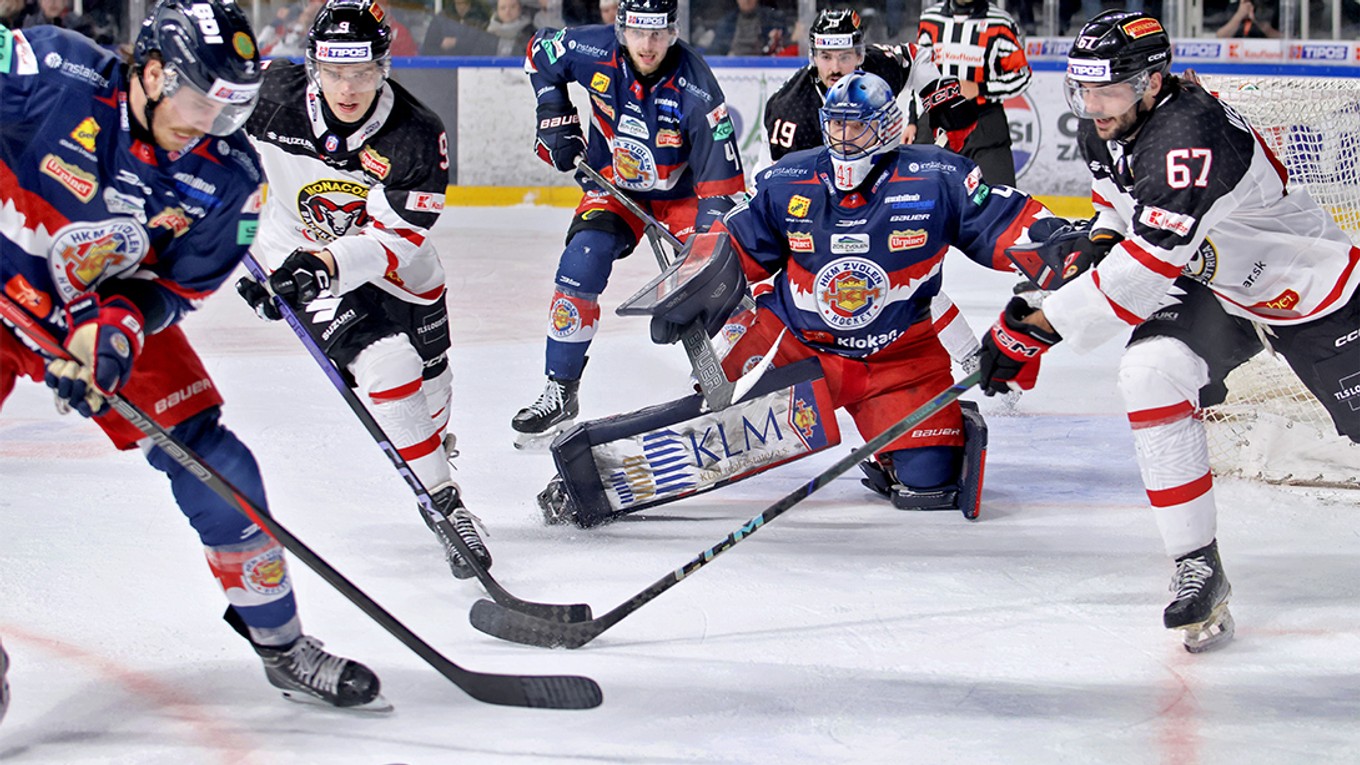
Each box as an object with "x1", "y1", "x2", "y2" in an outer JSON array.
[
  {"x1": 787, "y1": 195, "x2": 811, "y2": 218},
  {"x1": 611, "y1": 138, "x2": 657, "y2": 191},
  {"x1": 243, "y1": 548, "x2": 289, "y2": 596},
  {"x1": 41, "y1": 154, "x2": 97, "y2": 202},
  {"x1": 70, "y1": 117, "x2": 99, "y2": 152},
  {"x1": 49, "y1": 219, "x2": 150, "y2": 298},
  {"x1": 889, "y1": 230, "x2": 928, "y2": 250},
  {"x1": 814, "y1": 257, "x2": 887, "y2": 329},
  {"x1": 359, "y1": 146, "x2": 392, "y2": 179},
  {"x1": 1183, "y1": 238, "x2": 1218, "y2": 282},
  {"x1": 148, "y1": 207, "x2": 191, "y2": 238},
  {"x1": 590, "y1": 72, "x2": 611, "y2": 92},
  {"x1": 298, "y1": 180, "x2": 370, "y2": 242}
]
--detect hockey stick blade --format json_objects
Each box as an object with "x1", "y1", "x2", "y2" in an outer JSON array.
[
  {"x1": 469, "y1": 373, "x2": 982, "y2": 648},
  {"x1": 241, "y1": 257, "x2": 592, "y2": 624},
  {"x1": 0, "y1": 294, "x2": 602, "y2": 708}
]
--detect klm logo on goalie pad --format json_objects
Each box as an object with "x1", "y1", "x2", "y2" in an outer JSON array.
[{"x1": 600, "y1": 379, "x2": 834, "y2": 511}]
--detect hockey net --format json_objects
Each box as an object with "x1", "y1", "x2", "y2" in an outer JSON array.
[{"x1": 1196, "y1": 74, "x2": 1360, "y2": 489}]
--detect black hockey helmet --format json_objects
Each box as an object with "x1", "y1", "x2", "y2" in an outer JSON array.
[
  {"x1": 809, "y1": 9, "x2": 864, "y2": 52},
  {"x1": 616, "y1": 0, "x2": 678, "y2": 45},
  {"x1": 1067, "y1": 10, "x2": 1172, "y2": 84},
  {"x1": 133, "y1": 0, "x2": 262, "y2": 136},
  {"x1": 306, "y1": 0, "x2": 393, "y2": 91}
]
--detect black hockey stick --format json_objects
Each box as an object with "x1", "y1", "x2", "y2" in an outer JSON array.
[
  {"x1": 575, "y1": 159, "x2": 740, "y2": 410},
  {"x1": 469, "y1": 371, "x2": 982, "y2": 648},
  {"x1": 0, "y1": 294, "x2": 602, "y2": 709},
  {"x1": 241, "y1": 256, "x2": 592, "y2": 624}
]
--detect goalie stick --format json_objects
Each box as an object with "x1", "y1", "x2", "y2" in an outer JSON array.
[
  {"x1": 241, "y1": 255, "x2": 592, "y2": 624},
  {"x1": 0, "y1": 293, "x2": 602, "y2": 710},
  {"x1": 576, "y1": 159, "x2": 750, "y2": 410},
  {"x1": 468, "y1": 371, "x2": 983, "y2": 648}
]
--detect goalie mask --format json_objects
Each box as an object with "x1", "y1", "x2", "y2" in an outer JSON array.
[
  {"x1": 1064, "y1": 11, "x2": 1171, "y2": 129},
  {"x1": 307, "y1": 0, "x2": 394, "y2": 95},
  {"x1": 133, "y1": 0, "x2": 262, "y2": 137},
  {"x1": 819, "y1": 71, "x2": 903, "y2": 191}
]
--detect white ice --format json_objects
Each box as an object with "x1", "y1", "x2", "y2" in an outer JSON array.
[{"x1": 2, "y1": 207, "x2": 1358, "y2": 764}]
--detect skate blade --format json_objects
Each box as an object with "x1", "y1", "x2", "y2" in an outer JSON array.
[
  {"x1": 512, "y1": 420, "x2": 575, "y2": 451},
  {"x1": 1178, "y1": 603, "x2": 1236, "y2": 654},
  {"x1": 280, "y1": 689, "x2": 394, "y2": 713}
]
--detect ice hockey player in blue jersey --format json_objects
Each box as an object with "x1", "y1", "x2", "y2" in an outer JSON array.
[
  {"x1": 976, "y1": 11, "x2": 1360, "y2": 654},
  {"x1": 0, "y1": 0, "x2": 384, "y2": 711},
  {"x1": 657, "y1": 71, "x2": 1060, "y2": 519},
  {"x1": 512, "y1": 0, "x2": 747, "y2": 447}
]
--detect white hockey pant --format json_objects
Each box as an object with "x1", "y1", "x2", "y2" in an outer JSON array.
[
  {"x1": 349, "y1": 335, "x2": 453, "y2": 490},
  {"x1": 1118, "y1": 336, "x2": 1217, "y2": 558}
]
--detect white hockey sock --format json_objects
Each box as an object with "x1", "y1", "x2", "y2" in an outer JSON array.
[{"x1": 350, "y1": 335, "x2": 452, "y2": 489}]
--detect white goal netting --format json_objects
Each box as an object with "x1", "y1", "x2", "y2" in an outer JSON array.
[{"x1": 1197, "y1": 75, "x2": 1360, "y2": 489}]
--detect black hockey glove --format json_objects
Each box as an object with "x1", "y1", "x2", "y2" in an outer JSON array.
[
  {"x1": 1006, "y1": 218, "x2": 1123, "y2": 291},
  {"x1": 977, "y1": 297, "x2": 1062, "y2": 396},
  {"x1": 694, "y1": 195, "x2": 736, "y2": 234},
  {"x1": 235, "y1": 276, "x2": 282, "y2": 321},
  {"x1": 534, "y1": 103, "x2": 586, "y2": 172},
  {"x1": 920, "y1": 77, "x2": 979, "y2": 132},
  {"x1": 268, "y1": 249, "x2": 332, "y2": 308}
]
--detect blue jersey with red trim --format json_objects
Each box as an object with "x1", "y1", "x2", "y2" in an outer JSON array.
[
  {"x1": 719, "y1": 145, "x2": 1050, "y2": 358},
  {"x1": 525, "y1": 25, "x2": 745, "y2": 202},
  {"x1": 0, "y1": 25, "x2": 262, "y2": 344}
]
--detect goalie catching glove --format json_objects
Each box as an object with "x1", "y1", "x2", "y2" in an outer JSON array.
[
  {"x1": 43, "y1": 294, "x2": 145, "y2": 417},
  {"x1": 1005, "y1": 218, "x2": 1123, "y2": 291},
  {"x1": 534, "y1": 102, "x2": 586, "y2": 172},
  {"x1": 977, "y1": 296, "x2": 1061, "y2": 396}
]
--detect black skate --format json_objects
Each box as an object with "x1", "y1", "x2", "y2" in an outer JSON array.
[
  {"x1": 425, "y1": 483, "x2": 492, "y2": 579},
  {"x1": 256, "y1": 636, "x2": 389, "y2": 711},
  {"x1": 512, "y1": 375, "x2": 580, "y2": 449},
  {"x1": 1163, "y1": 539, "x2": 1234, "y2": 653},
  {"x1": 538, "y1": 475, "x2": 580, "y2": 526}
]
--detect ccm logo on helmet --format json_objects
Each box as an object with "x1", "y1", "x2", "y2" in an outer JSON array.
[{"x1": 190, "y1": 2, "x2": 225, "y2": 44}]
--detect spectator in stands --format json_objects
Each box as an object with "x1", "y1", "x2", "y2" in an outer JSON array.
[
  {"x1": 20, "y1": 0, "x2": 96, "y2": 39},
  {"x1": 258, "y1": 0, "x2": 323, "y2": 57},
  {"x1": 421, "y1": 0, "x2": 497, "y2": 54},
  {"x1": 533, "y1": 0, "x2": 565, "y2": 27},
  {"x1": 708, "y1": 0, "x2": 786, "y2": 56},
  {"x1": 598, "y1": 0, "x2": 617, "y2": 25},
  {"x1": 0, "y1": 0, "x2": 32, "y2": 30},
  {"x1": 488, "y1": 0, "x2": 534, "y2": 56},
  {"x1": 1216, "y1": 0, "x2": 1279, "y2": 37}
]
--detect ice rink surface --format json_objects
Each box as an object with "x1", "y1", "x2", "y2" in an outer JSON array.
[{"x1": 2, "y1": 207, "x2": 1358, "y2": 764}]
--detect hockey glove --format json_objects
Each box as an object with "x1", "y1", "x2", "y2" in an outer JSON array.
[
  {"x1": 694, "y1": 195, "x2": 737, "y2": 234},
  {"x1": 1006, "y1": 218, "x2": 1123, "y2": 291},
  {"x1": 534, "y1": 103, "x2": 586, "y2": 172},
  {"x1": 977, "y1": 296, "x2": 1061, "y2": 396},
  {"x1": 920, "y1": 77, "x2": 979, "y2": 133},
  {"x1": 44, "y1": 294, "x2": 145, "y2": 417},
  {"x1": 268, "y1": 249, "x2": 332, "y2": 308},
  {"x1": 235, "y1": 276, "x2": 282, "y2": 321}
]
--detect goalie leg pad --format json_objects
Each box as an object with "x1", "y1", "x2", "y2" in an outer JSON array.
[
  {"x1": 547, "y1": 358, "x2": 837, "y2": 528},
  {"x1": 857, "y1": 400, "x2": 987, "y2": 519}
]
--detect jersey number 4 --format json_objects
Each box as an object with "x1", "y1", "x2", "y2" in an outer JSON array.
[
  {"x1": 770, "y1": 119, "x2": 798, "y2": 149},
  {"x1": 1166, "y1": 148, "x2": 1212, "y2": 189}
]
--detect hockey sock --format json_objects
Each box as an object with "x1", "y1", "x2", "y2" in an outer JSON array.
[{"x1": 350, "y1": 335, "x2": 452, "y2": 489}]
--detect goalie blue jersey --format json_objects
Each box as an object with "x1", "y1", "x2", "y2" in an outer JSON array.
[
  {"x1": 718, "y1": 145, "x2": 1052, "y2": 358},
  {"x1": 0, "y1": 25, "x2": 262, "y2": 341}
]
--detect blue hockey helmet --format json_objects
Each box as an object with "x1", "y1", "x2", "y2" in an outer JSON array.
[
  {"x1": 819, "y1": 71, "x2": 903, "y2": 189},
  {"x1": 133, "y1": 0, "x2": 262, "y2": 136}
]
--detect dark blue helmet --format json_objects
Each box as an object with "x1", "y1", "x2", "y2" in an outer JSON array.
[{"x1": 133, "y1": 0, "x2": 262, "y2": 136}]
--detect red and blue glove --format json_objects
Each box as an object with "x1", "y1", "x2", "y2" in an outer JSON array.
[
  {"x1": 44, "y1": 294, "x2": 145, "y2": 417},
  {"x1": 977, "y1": 297, "x2": 1061, "y2": 396}
]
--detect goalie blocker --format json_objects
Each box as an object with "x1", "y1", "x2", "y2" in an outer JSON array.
[{"x1": 539, "y1": 358, "x2": 838, "y2": 527}]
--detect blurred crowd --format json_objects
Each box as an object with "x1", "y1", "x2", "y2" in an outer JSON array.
[{"x1": 7, "y1": 0, "x2": 1358, "y2": 57}]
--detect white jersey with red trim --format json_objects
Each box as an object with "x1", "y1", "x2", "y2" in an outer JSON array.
[
  {"x1": 1045, "y1": 82, "x2": 1360, "y2": 352},
  {"x1": 246, "y1": 61, "x2": 450, "y2": 304}
]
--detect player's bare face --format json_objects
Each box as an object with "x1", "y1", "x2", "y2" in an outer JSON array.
[
  {"x1": 623, "y1": 27, "x2": 673, "y2": 75},
  {"x1": 318, "y1": 63, "x2": 384, "y2": 123},
  {"x1": 813, "y1": 49, "x2": 863, "y2": 90}
]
